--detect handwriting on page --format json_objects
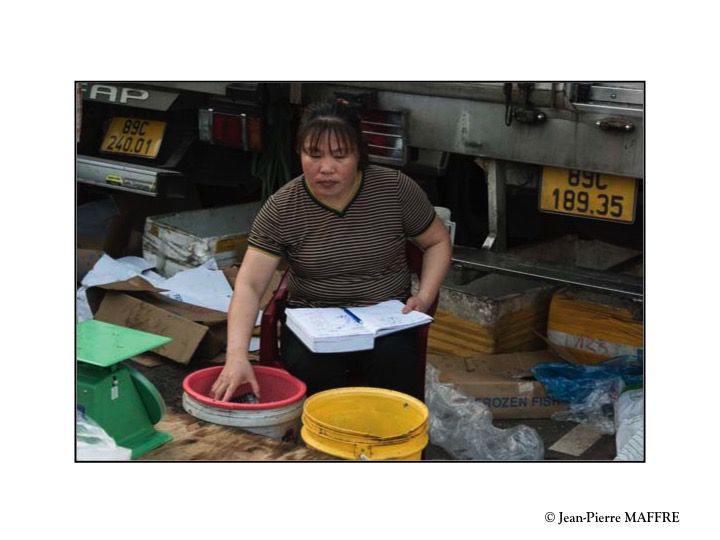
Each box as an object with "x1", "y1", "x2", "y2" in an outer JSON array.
[
  {"x1": 303, "y1": 311, "x2": 366, "y2": 337},
  {"x1": 372, "y1": 314, "x2": 406, "y2": 326},
  {"x1": 353, "y1": 300, "x2": 430, "y2": 332}
]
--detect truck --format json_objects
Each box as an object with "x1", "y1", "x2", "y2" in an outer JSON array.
[{"x1": 76, "y1": 81, "x2": 643, "y2": 300}]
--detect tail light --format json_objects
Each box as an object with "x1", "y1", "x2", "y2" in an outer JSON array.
[
  {"x1": 360, "y1": 109, "x2": 407, "y2": 166},
  {"x1": 198, "y1": 108, "x2": 262, "y2": 151}
]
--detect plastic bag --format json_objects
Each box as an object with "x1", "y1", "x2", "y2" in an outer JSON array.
[
  {"x1": 425, "y1": 365, "x2": 544, "y2": 460},
  {"x1": 531, "y1": 354, "x2": 642, "y2": 434},
  {"x1": 530, "y1": 354, "x2": 642, "y2": 404},
  {"x1": 550, "y1": 378, "x2": 624, "y2": 434},
  {"x1": 76, "y1": 409, "x2": 132, "y2": 461},
  {"x1": 614, "y1": 389, "x2": 644, "y2": 460}
]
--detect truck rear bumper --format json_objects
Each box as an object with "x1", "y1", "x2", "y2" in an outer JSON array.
[{"x1": 76, "y1": 155, "x2": 181, "y2": 197}]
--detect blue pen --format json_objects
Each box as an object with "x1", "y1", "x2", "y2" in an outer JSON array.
[{"x1": 342, "y1": 307, "x2": 363, "y2": 324}]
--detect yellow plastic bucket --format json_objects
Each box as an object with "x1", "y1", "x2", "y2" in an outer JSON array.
[{"x1": 300, "y1": 387, "x2": 429, "y2": 460}]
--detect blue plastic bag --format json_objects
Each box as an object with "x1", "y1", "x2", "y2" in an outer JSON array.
[{"x1": 531, "y1": 354, "x2": 643, "y2": 404}]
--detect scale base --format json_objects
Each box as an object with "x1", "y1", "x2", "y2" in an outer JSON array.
[{"x1": 126, "y1": 430, "x2": 173, "y2": 459}]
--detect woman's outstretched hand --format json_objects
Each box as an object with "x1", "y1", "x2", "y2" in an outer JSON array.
[{"x1": 209, "y1": 358, "x2": 260, "y2": 402}]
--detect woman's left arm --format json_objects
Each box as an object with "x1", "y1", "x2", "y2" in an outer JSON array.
[{"x1": 403, "y1": 216, "x2": 452, "y2": 314}]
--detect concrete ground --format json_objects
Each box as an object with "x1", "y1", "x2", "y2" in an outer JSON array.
[{"x1": 133, "y1": 358, "x2": 616, "y2": 461}]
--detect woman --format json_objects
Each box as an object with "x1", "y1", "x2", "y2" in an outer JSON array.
[{"x1": 210, "y1": 101, "x2": 452, "y2": 400}]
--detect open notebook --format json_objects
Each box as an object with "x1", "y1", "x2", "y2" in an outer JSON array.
[{"x1": 285, "y1": 300, "x2": 433, "y2": 353}]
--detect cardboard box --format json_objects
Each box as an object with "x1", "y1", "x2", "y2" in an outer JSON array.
[
  {"x1": 429, "y1": 350, "x2": 568, "y2": 419},
  {"x1": 547, "y1": 288, "x2": 643, "y2": 365},
  {"x1": 86, "y1": 275, "x2": 228, "y2": 364},
  {"x1": 431, "y1": 273, "x2": 556, "y2": 355},
  {"x1": 143, "y1": 203, "x2": 261, "y2": 277},
  {"x1": 86, "y1": 267, "x2": 286, "y2": 365}
]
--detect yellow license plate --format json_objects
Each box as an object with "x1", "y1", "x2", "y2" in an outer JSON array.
[
  {"x1": 539, "y1": 167, "x2": 637, "y2": 223},
  {"x1": 100, "y1": 117, "x2": 166, "y2": 159}
]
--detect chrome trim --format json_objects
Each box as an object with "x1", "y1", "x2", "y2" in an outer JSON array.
[
  {"x1": 76, "y1": 155, "x2": 180, "y2": 196},
  {"x1": 452, "y1": 245, "x2": 643, "y2": 299},
  {"x1": 241, "y1": 113, "x2": 248, "y2": 151}
]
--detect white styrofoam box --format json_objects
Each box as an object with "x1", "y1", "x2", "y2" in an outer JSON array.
[{"x1": 143, "y1": 202, "x2": 262, "y2": 277}]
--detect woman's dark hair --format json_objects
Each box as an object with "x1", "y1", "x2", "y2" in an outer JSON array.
[{"x1": 296, "y1": 100, "x2": 369, "y2": 169}]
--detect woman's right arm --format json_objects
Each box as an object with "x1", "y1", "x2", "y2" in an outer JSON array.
[{"x1": 209, "y1": 248, "x2": 281, "y2": 401}]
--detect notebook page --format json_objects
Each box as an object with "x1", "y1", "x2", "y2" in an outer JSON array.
[
  {"x1": 351, "y1": 300, "x2": 432, "y2": 335},
  {"x1": 286, "y1": 308, "x2": 372, "y2": 339}
]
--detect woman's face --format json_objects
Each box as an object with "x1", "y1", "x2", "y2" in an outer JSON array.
[{"x1": 301, "y1": 132, "x2": 360, "y2": 202}]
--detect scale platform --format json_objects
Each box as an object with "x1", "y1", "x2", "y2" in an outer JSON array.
[{"x1": 76, "y1": 320, "x2": 173, "y2": 459}]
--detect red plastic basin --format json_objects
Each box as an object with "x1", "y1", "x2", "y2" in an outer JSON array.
[{"x1": 182, "y1": 365, "x2": 306, "y2": 411}]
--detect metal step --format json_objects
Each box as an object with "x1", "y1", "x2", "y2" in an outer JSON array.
[{"x1": 451, "y1": 245, "x2": 643, "y2": 300}]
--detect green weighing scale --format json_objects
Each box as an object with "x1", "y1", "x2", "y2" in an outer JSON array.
[{"x1": 76, "y1": 320, "x2": 173, "y2": 459}]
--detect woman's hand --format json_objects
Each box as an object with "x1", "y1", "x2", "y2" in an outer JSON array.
[
  {"x1": 209, "y1": 357, "x2": 260, "y2": 402},
  {"x1": 402, "y1": 291, "x2": 434, "y2": 314}
]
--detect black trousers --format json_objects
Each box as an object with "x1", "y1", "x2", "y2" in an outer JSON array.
[{"x1": 281, "y1": 325, "x2": 419, "y2": 397}]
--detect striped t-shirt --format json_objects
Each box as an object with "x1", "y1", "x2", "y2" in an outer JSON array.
[{"x1": 248, "y1": 164, "x2": 436, "y2": 308}]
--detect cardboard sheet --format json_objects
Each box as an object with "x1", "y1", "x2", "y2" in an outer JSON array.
[
  {"x1": 94, "y1": 292, "x2": 209, "y2": 364},
  {"x1": 549, "y1": 424, "x2": 604, "y2": 456}
]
